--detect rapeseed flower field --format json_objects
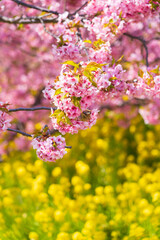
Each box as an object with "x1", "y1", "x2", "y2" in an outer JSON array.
[{"x1": 0, "y1": 113, "x2": 160, "y2": 240}]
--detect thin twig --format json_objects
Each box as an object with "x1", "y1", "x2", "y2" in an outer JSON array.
[
  {"x1": 9, "y1": 107, "x2": 57, "y2": 112},
  {"x1": 65, "y1": 146, "x2": 72, "y2": 149},
  {"x1": 7, "y1": 128, "x2": 32, "y2": 137},
  {"x1": 70, "y1": 1, "x2": 88, "y2": 16},
  {"x1": 7, "y1": 128, "x2": 72, "y2": 148},
  {"x1": 39, "y1": 17, "x2": 58, "y2": 39},
  {"x1": 11, "y1": 0, "x2": 59, "y2": 15},
  {"x1": 124, "y1": 33, "x2": 149, "y2": 67}
]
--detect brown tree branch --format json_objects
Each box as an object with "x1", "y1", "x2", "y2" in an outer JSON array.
[
  {"x1": 9, "y1": 106, "x2": 57, "y2": 112},
  {"x1": 7, "y1": 128, "x2": 32, "y2": 137},
  {"x1": 11, "y1": 0, "x2": 59, "y2": 15}
]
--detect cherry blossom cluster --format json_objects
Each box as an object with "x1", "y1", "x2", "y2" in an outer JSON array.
[
  {"x1": 43, "y1": 60, "x2": 126, "y2": 134},
  {"x1": 31, "y1": 135, "x2": 66, "y2": 162}
]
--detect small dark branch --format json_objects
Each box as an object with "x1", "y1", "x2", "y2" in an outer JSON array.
[
  {"x1": 0, "y1": 15, "x2": 58, "y2": 24},
  {"x1": 9, "y1": 107, "x2": 57, "y2": 112},
  {"x1": 39, "y1": 17, "x2": 58, "y2": 39},
  {"x1": 12, "y1": 0, "x2": 59, "y2": 15},
  {"x1": 143, "y1": 43, "x2": 149, "y2": 67},
  {"x1": 7, "y1": 128, "x2": 72, "y2": 148},
  {"x1": 124, "y1": 33, "x2": 149, "y2": 67},
  {"x1": 7, "y1": 128, "x2": 32, "y2": 137},
  {"x1": 70, "y1": 1, "x2": 88, "y2": 16}
]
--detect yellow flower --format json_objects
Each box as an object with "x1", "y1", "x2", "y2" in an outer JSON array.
[
  {"x1": 71, "y1": 176, "x2": 83, "y2": 186},
  {"x1": 82, "y1": 183, "x2": 91, "y2": 191},
  {"x1": 75, "y1": 161, "x2": 90, "y2": 176},
  {"x1": 72, "y1": 232, "x2": 84, "y2": 240},
  {"x1": 29, "y1": 232, "x2": 39, "y2": 240},
  {"x1": 3, "y1": 197, "x2": 13, "y2": 206},
  {"x1": 16, "y1": 167, "x2": 26, "y2": 176},
  {"x1": 56, "y1": 232, "x2": 70, "y2": 240},
  {"x1": 54, "y1": 210, "x2": 65, "y2": 222},
  {"x1": 52, "y1": 167, "x2": 62, "y2": 177},
  {"x1": 34, "y1": 210, "x2": 50, "y2": 223}
]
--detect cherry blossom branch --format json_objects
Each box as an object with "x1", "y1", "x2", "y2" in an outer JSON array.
[
  {"x1": 11, "y1": 0, "x2": 59, "y2": 15},
  {"x1": 7, "y1": 128, "x2": 32, "y2": 137},
  {"x1": 124, "y1": 33, "x2": 149, "y2": 67},
  {"x1": 0, "y1": 15, "x2": 58, "y2": 24},
  {"x1": 7, "y1": 128, "x2": 72, "y2": 149},
  {"x1": 0, "y1": 0, "x2": 89, "y2": 25},
  {"x1": 11, "y1": 0, "x2": 88, "y2": 17},
  {"x1": 8, "y1": 106, "x2": 57, "y2": 112}
]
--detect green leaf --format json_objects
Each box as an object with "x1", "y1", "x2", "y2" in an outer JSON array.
[
  {"x1": 119, "y1": 11, "x2": 123, "y2": 19},
  {"x1": 86, "y1": 62, "x2": 103, "y2": 70},
  {"x1": 57, "y1": 35, "x2": 66, "y2": 47},
  {"x1": 93, "y1": 39, "x2": 105, "y2": 48},
  {"x1": 75, "y1": 75, "x2": 80, "y2": 82},
  {"x1": 83, "y1": 39, "x2": 92, "y2": 44},
  {"x1": 109, "y1": 77, "x2": 117, "y2": 81},
  {"x1": 138, "y1": 69, "x2": 144, "y2": 78},
  {"x1": 64, "y1": 115, "x2": 72, "y2": 125},
  {"x1": 117, "y1": 55, "x2": 124, "y2": 63},
  {"x1": 71, "y1": 96, "x2": 82, "y2": 109},
  {"x1": 149, "y1": 0, "x2": 160, "y2": 9},
  {"x1": 57, "y1": 112, "x2": 65, "y2": 124},
  {"x1": 83, "y1": 69, "x2": 93, "y2": 80},
  {"x1": 111, "y1": 58, "x2": 116, "y2": 66},
  {"x1": 107, "y1": 84, "x2": 114, "y2": 91},
  {"x1": 17, "y1": 24, "x2": 24, "y2": 30},
  {"x1": 72, "y1": 21, "x2": 84, "y2": 28},
  {"x1": 150, "y1": 65, "x2": 159, "y2": 75},
  {"x1": 55, "y1": 88, "x2": 62, "y2": 95},
  {"x1": 50, "y1": 109, "x2": 72, "y2": 125},
  {"x1": 62, "y1": 60, "x2": 79, "y2": 68},
  {"x1": 83, "y1": 62, "x2": 103, "y2": 87},
  {"x1": 61, "y1": 93, "x2": 69, "y2": 100},
  {"x1": 90, "y1": 79, "x2": 97, "y2": 87},
  {"x1": 50, "y1": 109, "x2": 62, "y2": 118},
  {"x1": 62, "y1": 60, "x2": 79, "y2": 72}
]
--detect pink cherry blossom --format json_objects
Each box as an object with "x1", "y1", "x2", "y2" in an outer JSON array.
[{"x1": 31, "y1": 135, "x2": 67, "y2": 162}]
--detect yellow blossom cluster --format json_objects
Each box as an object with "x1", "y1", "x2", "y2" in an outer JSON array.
[{"x1": 0, "y1": 113, "x2": 160, "y2": 239}]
